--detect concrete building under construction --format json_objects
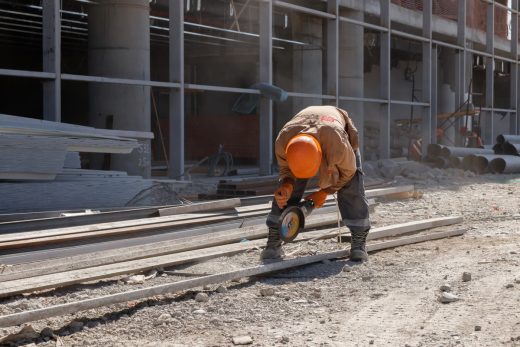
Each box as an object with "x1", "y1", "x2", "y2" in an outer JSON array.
[{"x1": 0, "y1": 0, "x2": 519, "y2": 211}]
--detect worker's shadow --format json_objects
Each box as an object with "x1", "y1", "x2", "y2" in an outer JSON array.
[{"x1": 254, "y1": 258, "x2": 362, "y2": 285}]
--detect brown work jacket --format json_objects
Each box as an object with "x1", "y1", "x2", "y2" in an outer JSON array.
[{"x1": 275, "y1": 105, "x2": 359, "y2": 193}]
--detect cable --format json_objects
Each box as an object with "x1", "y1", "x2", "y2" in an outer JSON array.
[{"x1": 333, "y1": 193, "x2": 342, "y2": 248}]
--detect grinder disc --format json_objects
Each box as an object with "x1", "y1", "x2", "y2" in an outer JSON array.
[{"x1": 278, "y1": 206, "x2": 305, "y2": 242}]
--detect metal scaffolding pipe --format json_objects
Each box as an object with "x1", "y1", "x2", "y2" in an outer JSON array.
[
  {"x1": 490, "y1": 156, "x2": 520, "y2": 173},
  {"x1": 440, "y1": 146, "x2": 494, "y2": 158}
]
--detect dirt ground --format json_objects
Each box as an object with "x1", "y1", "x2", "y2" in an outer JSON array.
[{"x1": 0, "y1": 172, "x2": 519, "y2": 347}]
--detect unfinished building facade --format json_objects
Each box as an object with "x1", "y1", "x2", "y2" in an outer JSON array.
[{"x1": 0, "y1": 0, "x2": 518, "y2": 178}]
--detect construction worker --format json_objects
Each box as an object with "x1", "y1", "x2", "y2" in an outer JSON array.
[{"x1": 261, "y1": 105, "x2": 371, "y2": 262}]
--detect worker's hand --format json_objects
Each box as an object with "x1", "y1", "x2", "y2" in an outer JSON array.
[
  {"x1": 274, "y1": 182, "x2": 293, "y2": 209},
  {"x1": 305, "y1": 190, "x2": 328, "y2": 208}
]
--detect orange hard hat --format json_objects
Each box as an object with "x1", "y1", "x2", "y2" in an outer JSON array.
[{"x1": 285, "y1": 134, "x2": 322, "y2": 178}]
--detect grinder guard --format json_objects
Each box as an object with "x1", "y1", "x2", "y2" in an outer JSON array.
[{"x1": 278, "y1": 200, "x2": 315, "y2": 242}]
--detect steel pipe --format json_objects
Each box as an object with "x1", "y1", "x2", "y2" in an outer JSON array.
[
  {"x1": 440, "y1": 146, "x2": 494, "y2": 158},
  {"x1": 490, "y1": 156, "x2": 520, "y2": 173},
  {"x1": 473, "y1": 154, "x2": 508, "y2": 174},
  {"x1": 502, "y1": 142, "x2": 520, "y2": 156},
  {"x1": 462, "y1": 155, "x2": 476, "y2": 171},
  {"x1": 496, "y1": 134, "x2": 520, "y2": 145},
  {"x1": 427, "y1": 143, "x2": 444, "y2": 157},
  {"x1": 448, "y1": 156, "x2": 463, "y2": 169},
  {"x1": 431, "y1": 156, "x2": 449, "y2": 169}
]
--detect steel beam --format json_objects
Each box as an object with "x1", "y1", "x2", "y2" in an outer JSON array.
[
  {"x1": 483, "y1": 2, "x2": 495, "y2": 145},
  {"x1": 168, "y1": 0, "x2": 184, "y2": 179},
  {"x1": 431, "y1": 45, "x2": 438, "y2": 143},
  {"x1": 42, "y1": 0, "x2": 61, "y2": 122},
  {"x1": 511, "y1": 0, "x2": 519, "y2": 135},
  {"x1": 421, "y1": 0, "x2": 432, "y2": 154},
  {"x1": 453, "y1": 0, "x2": 466, "y2": 146},
  {"x1": 379, "y1": 0, "x2": 390, "y2": 159},
  {"x1": 327, "y1": 0, "x2": 339, "y2": 105},
  {"x1": 259, "y1": 0, "x2": 273, "y2": 175}
]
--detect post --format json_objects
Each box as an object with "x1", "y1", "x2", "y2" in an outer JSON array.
[
  {"x1": 42, "y1": 0, "x2": 61, "y2": 122},
  {"x1": 326, "y1": 0, "x2": 339, "y2": 105},
  {"x1": 169, "y1": 0, "x2": 185, "y2": 179},
  {"x1": 379, "y1": 0, "x2": 391, "y2": 159},
  {"x1": 259, "y1": 0, "x2": 273, "y2": 175},
  {"x1": 421, "y1": 0, "x2": 432, "y2": 154},
  {"x1": 455, "y1": 0, "x2": 467, "y2": 146},
  {"x1": 483, "y1": 2, "x2": 495, "y2": 144},
  {"x1": 511, "y1": 0, "x2": 519, "y2": 135}
]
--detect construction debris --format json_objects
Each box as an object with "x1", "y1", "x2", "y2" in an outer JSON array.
[
  {"x1": 438, "y1": 292, "x2": 460, "y2": 303},
  {"x1": 232, "y1": 335, "x2": 253, "y2": 345}
]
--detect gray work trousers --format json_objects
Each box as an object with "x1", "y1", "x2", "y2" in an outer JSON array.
[{"x1": 266, "y1": 151, "x2": 371, "y2": 234}]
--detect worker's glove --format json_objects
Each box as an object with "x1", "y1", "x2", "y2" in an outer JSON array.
[
  {"x1": 274, "y1": 182, "x2": 293, "y2": 209},
  {"x1": 305, "y1": 190, "x2": 328, "y2": 208}
]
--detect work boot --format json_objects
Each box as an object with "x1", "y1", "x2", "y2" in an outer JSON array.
[
  {"x1": 260, "y1": 228, "x2": 284, "y2": 261},
  {"x1": 349, "y1": 229, "x2": 369, "y2": 261}
]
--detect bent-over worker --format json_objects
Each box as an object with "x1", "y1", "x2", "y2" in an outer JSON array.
[{"x1": 261, "y1": 105, "x2": 371, "y2": 261}]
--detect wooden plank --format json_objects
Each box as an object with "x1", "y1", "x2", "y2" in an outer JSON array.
[
  {"x1": 0, "y1": 229, "x2": 465, "y2": 327},
  {"x1": 0, "y1": 216, "x2": 462, "y2": 283},
  {"x1": 158, "y1": 198, "x2": 241, "y2": 217}
]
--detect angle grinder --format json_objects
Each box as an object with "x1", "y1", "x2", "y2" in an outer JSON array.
[{"x1": 278, "y1": 199, "x2": 315, "y2": 242}]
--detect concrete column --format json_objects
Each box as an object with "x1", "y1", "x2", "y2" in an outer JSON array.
[
  {"x1": 88, "y1": 0, "x2": 151, "y2": 177},
  {"x1": 339, "y1": 9, "x2": 364, "y2": 156}
]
